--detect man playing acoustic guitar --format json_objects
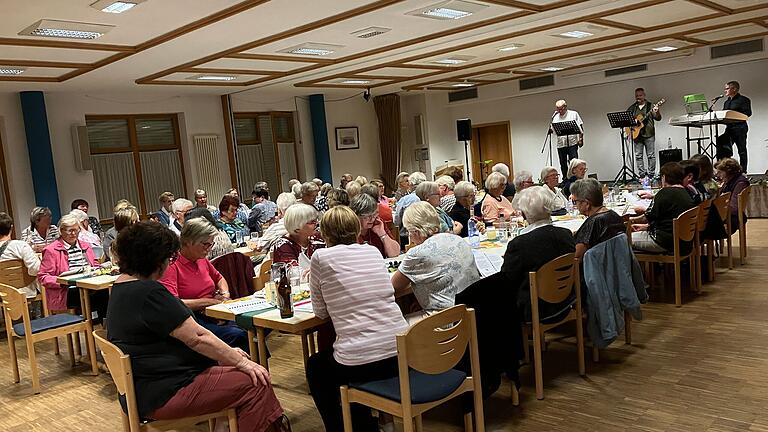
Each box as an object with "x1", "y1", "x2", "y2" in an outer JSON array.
[{"x1": 627, "y1": 88, "x2": 663, "y2": 180}]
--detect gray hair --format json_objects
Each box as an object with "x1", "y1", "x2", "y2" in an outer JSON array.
[
  {"x1": 454, "y1": 181, "x2": 476, "y2": 198},
  {"x1": 312, "y1": 178, "x2": 323, "y2": 186},
  {"x1": 540, "y1": 166, "x2": 559, "y2": 183},
  {"x1": 283, "y1": 203, "x2": 318, "y2": 234},
  {"x1": 292, "y1": 182, "x2": 302, "y2": 198},
  {"x1": 435, "y1": 175, "x2": 455, "y2": 190},
  {"x1": 171, "y1": 198, "x2": 193, "y2": 213},
  {"x1": 513, "y1": 170, "x2": 534, "y2": 189},
  {"x1": 194, "y1": 189, "x2": 207, "y2": 198},
  {"x1": 180, "y1": 218, "x2": 219, "y2": 246},
  {"x1": 485, "y1": 171, "x2": 507, "y2": 191},
  {"x1": 301, "y1": 182, "x2": 319, "y2": 196},
  {"x1": 69, "y1": 209, "x2": 89, "y2": 223},
  {"x1": 349, "y1": 193, "x2": 378, "y2": 217},
  {"x1": 491, "y1": 163, "x2": 510, "y2": 178},
  {"x1": 415, "y1": 181, "x2": 439, "y2": 201},
  {"x1": 58, "y1": 214, "x2": 80, "y2": 230},
  {"x1": 30, "y1": 206, "x2": 52, "y2": 227},
  {"x1": 402, "y1": 201, "x2": 440, "y2": 238},
  {"x1": 320, "y1": 183, "x2": 333, "y2": 195},
  {"x1": 570, "y1": 178, "x2": 604, "y2": 206},
  {"x1": 408, "y1": 171, "x2": 427, "y2": 187},
  {"x1": 568, "y1": 158, "x2": 587, "y2": 177},
  {"x1": 516, "y1": 186, "x2": 553, "y2": 223},
  {"x1": 360, "y1": 184, "x2": 379, "y2": 200},
  {"x1": 275, "y1": 192, "x2": 297, "y2": 216},
  {"x1": 395, "y1": 172, "x2": 409, "y2": 185},
  {"x1": 287, "y1": 179, "x2": 300, "y2": 189},
  {"x1": 345, "y1": 181, "x2": 361, "y2": 199},
  {"x1": 354, "y1": 175, "x2": 368, "y2": 186}
]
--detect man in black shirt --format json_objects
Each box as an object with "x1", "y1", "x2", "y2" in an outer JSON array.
[{"x1": 717, "y1": 81, "x2": 751, "y2": 173}]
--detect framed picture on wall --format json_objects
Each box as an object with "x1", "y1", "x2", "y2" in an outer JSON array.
[{"x1": 335, "y1": 127, "x2": 359, "y2": 150}]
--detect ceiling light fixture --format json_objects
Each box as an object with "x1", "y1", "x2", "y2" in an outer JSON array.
[
  {"x1": 433, "y1": 55, "x2": 474, "y2": 65},
  {"x1": 351, "y1": 27, "x2": 391, "y2": 39},
  {"x1": 423, "y1": 7, "x2": 472, "y2": 19},
  {"x1": 341, "y1": 80, "x2": 370, "y2": 85},
  {"x1": 193, "y1": 75, "x2": 237, "y2": 81},
  {"x1": 19, "y1": 19, "x2": 114, "y2": 40},
  {"x1": 280, "y1": 43, "x2": 343, "y2": 57},
  {"x1": 452, "y1": 82, "x2": 474, "y2": 87},
  {"x1": 651, "y1": 45, "x2": 678, "y2": 52},
  {"x1": 559, "y1": 30, "x2": 593, "y2": 38},
  {"x1": 408, "y1": 1, "x2": 488, "y2": 21},
  {"x1": 0, "y1": 68, "x2": 25, "y2": 75},
  {"x1": 498, "y1": 44, "x2": 523, "y2": 52},
  {"x1": 90, "y1": 0, "x2": 145, "y2": 13},
  {"x1": 541, "y1": 66, "x2": 564, "y2": 71}
]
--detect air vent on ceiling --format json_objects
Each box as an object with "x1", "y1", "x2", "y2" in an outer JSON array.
[
  {"x1": 519, "y1": 75, "x2": 554, "y2": 91},
  {"x1": 351, "y1": 26, "x2": 391, "y2": 39},
  {"x1": 605, "y1": 64, "x2": 648, "y2": 77},
  {"x1": 448, "y1": 87, "x2": 478, "y2": 103},
  {"x1": 19, "y1": 19, "x2": 114, "y2": 40},
  {"x1": 710, "y1": 39, "x2": 763, "y2": 59}
]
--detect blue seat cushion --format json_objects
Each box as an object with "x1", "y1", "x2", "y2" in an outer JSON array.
[
  {"x1": 13, "y1": 313, "x2": 84, "y2": 337},
  {"x1": 351, "y1": 369, "x2": 467, "y2": 404}
]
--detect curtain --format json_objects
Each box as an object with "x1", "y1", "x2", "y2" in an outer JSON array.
[
  {"x1": 92, "y1": 153, "x2": 141, "y2": 215},
  {"x1": 373, "y1": 93, "x2": 401, "y2": 193},
  {"x1": 139, "y1": 149, "x2": 184, "y2": 214}
]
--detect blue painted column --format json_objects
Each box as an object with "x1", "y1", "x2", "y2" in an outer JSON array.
[
  {"x1": 19, "y1": 91, "x2": 61, "y2": 221},
  {"x1": 308, "y1": 94, "x2": 332, "y2": 183}
]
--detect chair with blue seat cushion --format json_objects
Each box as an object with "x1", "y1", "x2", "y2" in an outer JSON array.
[
  {"x1": 340, "y1": 305, "x2": 485, "y2": 432},
  {"x1": 1, "y1": 282, "x2": 94, "y2": 394}
]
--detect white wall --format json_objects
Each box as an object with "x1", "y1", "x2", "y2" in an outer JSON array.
[
  {"x1": 0, "y1": 93, "x2": 37, "y2": 234},
  {"x1": 324, "y1": 96, "x2": 381, "y2": 183},
  {"x1": 425, "y1": 50, "x2": 768, "y2": 182}
]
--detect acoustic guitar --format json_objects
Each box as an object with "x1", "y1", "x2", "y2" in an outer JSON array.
[{"x1": 625, "y1": 98, "x2": 665, "y2": 140}]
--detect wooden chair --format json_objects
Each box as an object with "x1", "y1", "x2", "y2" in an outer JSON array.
[
  {"x1": 736, "y1": 185, "x2": 751, "y2": 265},
  {"x1": 704, "y1": 193, "x2": 732, "y2": 281},
  {"x1": 521, "y1": 253, "x2": 585, "y2": 400},
  {"x1": 386, "y1": 222, "x2": 399, "y2": 242},
  {"x1": 0, "y1": 282, "x2": 92, "y2": 394},
  {"x1": 253, "y1": 258, "x2": 272, "y2": 292},
  {"x1": 93, "y1": 330, "x2": 238, "y2": 432},
  {"x1": 692, "y1": 199, "x2": 713, "y2": 292},
  {"x1": 340, "y1": 305, "x2": 484, "y2": 432},
  {"x1": 635, "y1": 206, "x2": 699, "y2": 307}
]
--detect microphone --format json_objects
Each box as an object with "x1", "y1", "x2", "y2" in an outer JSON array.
[
  {"x1": 711, "y1": 94, "x2": 724, "y2": 102},
  {"x1": 547, "y1": 111, "x2": 557, "y2": 135}
]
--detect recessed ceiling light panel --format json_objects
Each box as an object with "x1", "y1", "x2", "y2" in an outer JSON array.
[
  {"x1": 651, "y1": 45, "x2": 678, "y2": 52},
  {"x1": 433, "y1": 55, "x2": 475, "y2": 65},
  {"x1": 408, "y1": 1, "x2": 488, "y2": 20},
  {"x1": 340, "y1": 79, "x2": 370, "y2": 85},
  {"x1": 498, "y1": 44, "x2": 524, "y2": 52},
  {"x1": 279, "y1": 43, "x2": 344, "y2": 57},
  {"x1": 19, "y1": 19, "x2": 114, "y2": 40},
  {"x1": 351, "y1": 27, "x2": 391, "y2": 39},
  {"x1": 189, "y1": 74, "x2": 238, "y2": 81},
  {"x1": 558, "y1": 30, "x2": 593, "y2": 38},
  {"x1": 452, "y1": 82, "x2": 475, "y2": 87},
  {"x1": 541, "y1": 66, "x2": 564, "y2": 71},
  {"x1": 0, "y1": 68, "x2": 25, "y2": 75},
  {"x1": 90, "y1": 0, "x2": 146, "y2": 13}
]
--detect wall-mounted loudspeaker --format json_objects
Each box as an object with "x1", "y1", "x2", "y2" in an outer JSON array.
[
  {"x1": 456, "y1": 118, "x2": 471, "y2": 141},
  {"x1": 70, "y1": 125, "x2": 92, "y2": 171}
]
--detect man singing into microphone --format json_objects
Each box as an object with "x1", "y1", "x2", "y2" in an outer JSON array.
[
  {"x1": 627, "y1": 88, "x2": 662, "y2": 180},
  {"x1": 552, "y1": 99, "x2": 584, "y2": 176},
  {"x1": 716, "y1": 81, "x2": 751, "y2": 172}
]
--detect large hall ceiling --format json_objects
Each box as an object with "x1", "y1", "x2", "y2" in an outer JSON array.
[{"x1": 1, "y1": 0, "x2": 767, "y2": 95}]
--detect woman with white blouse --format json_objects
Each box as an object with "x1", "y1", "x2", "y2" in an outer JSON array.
[
  {"x1": 21, "y1": 207, "x2": 59, "y2": 253},
  {"x1": 306, "y1": 206, "x2": 408, "y2": 432},
  {"x1": 540, "y1": 166, "x2": 568, "y2": 215}
]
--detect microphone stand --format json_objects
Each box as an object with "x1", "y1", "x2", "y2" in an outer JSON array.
[
  {"x1": 540, "y1": 112, "x2": 558, "y2": 167},
  {"x1": 707, "y1": 95, "x2": 723, "y2": 159}
]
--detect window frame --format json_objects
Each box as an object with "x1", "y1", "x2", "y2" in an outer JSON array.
[{"x1": 232, "y1": 111, "x2": 297, "y2": 192}]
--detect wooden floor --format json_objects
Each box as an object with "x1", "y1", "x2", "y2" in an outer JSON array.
[{"x1": 1, "y1": 220, "x2": 766, "y2": 432}]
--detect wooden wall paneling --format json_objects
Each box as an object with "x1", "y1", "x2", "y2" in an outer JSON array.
[{"x1": 221, "y1": 95, "x2": 239, "y2": 189}]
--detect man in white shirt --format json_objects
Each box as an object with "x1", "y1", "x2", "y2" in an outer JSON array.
[
  {"x1": 169, "y1": 198, "x2": 193, "y2": 236},
  {"x1": 551, "y1": 99, "x2": 584, "y2": 177}
]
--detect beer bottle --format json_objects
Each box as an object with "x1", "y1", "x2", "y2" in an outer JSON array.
[{"x1": 277, "y1": 264, "x2": 294, "y2": 318}]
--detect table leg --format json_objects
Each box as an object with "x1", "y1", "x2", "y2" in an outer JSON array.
[
  {"x1": 256, "y1": 327, "x2": 269, "y2": 370},
  {"x1": 79, "y1": 287, "x2": 99, "y2": 376},
  {"x1": 247, "y1": 329, "x2": 259, "y2": 363},
  {"x1": 300, "y1": 332, "x2": 310, "y2": 371},
  {"x1": 308, "y1": 331, "x2": 316, "y2": 355}
]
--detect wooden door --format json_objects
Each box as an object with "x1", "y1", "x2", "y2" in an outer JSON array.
[{"x1": 470, "y1": 122, "x2": 512, "y2": 187}]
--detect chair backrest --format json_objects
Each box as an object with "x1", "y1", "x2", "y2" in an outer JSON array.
[
  {"x1": 212, "y1": 252, "x2": 256, "y2": 299},
  {"x1": 93, "y1": 329, "x2": 141, "y2": 430},
  {"x1": 696, "y1": 199, "x2": 713, "y2": 233},
  {"x1": 256, "y1": 259, "x2": 272, "y2": 291},
  {"x1": 737, "y1": 185, "x2": 751, "y2": 217},
  {"x1": 0, "y1": 282, "x2": 28, "y2": 322},
  {"x1": 712, "y1": 192, "x2": 731, "y2": 223},
  {"x1": 0, "y1": 259, "x2": 36, "y2": 289},
  {"x1": 673, "y1": 205, "x2": 699, "y2": 244},
  {"x1": 399, "y1": 305, "x2": 473, "y2": 375},
  {"x1": 529, "y1": 252, "x2": 577, "y2": 305}
]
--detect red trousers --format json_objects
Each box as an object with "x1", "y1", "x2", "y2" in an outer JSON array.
[{"x1": 151, "y1": 366, "x2": 283, "y2": 432}]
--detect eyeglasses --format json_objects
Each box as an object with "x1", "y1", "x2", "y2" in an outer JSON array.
[
  {"x1": 201, "y1": 241, "x2": 214, "y2": 249},
  {"x1": 63, "y1": 228, "x2": 80, "y2": 235},
  {"x1": 571, "y1": 199, "x2": 587, "y2": 206},
  {"x1": 362, "y1": 214, "x2": 378, "y2": 221}
]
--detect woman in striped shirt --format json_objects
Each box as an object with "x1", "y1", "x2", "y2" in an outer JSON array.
[
  {"x1": 306, "y1": 206, "x2": 408, "y2": 432},
  {"x1": 21, "y1": 207, "x2": 60, "y2": 253}
]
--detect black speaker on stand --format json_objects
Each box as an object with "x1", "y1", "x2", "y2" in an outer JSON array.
[{"x1": 457, "y1": 119, "x2": 472, "y2": 183}]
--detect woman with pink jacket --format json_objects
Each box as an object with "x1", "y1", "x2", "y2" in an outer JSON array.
[{"x1": 38, "y1": 214, "x2": 102, "y2": 316}]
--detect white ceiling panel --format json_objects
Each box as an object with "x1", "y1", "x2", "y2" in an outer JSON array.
[
  {"x1": 711, "y1": 0, "x2": 768, "y2": 9},
  {"x1": 199, "y1": 57, "x2": 310, "y2": 72},
  {"x1": 7, "y1": 67, "x2": 77, "y2": 77},
  {"x1": 158, "y1": 72, "x2": 254, "y2": 82},
  {"x1": 0, "y1": 45, "x2": 113, "y2": 63},
  {"x1": 690, "y1": 23, "x2": 766, "y2": 41},
  {"x1": 604, "y1": 0, "x2": 716, "y2": 28}
]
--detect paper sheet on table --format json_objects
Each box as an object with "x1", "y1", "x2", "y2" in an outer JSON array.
[
  {"x1": 472, "y1": 250, "x2": 503, "y2": 278},
  {"x1": 622, "y1": 191, "x2": 652, "y2": 210}
]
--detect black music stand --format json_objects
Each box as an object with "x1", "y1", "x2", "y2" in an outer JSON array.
[
  {"x1": 551, "y1": 120, "x2": 582, "y2": 139},
  {"x1": 607, "y1": 111, "x2": 639, "y2": 185}
]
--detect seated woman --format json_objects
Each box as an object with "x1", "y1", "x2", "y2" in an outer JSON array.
[
  {"x1": 257, "y1": 192, "x2": 297, "y2": 253},
  {"x1": 415, "y1": 181, "x2": 462, "y2": 234},
  {"x1": 158, "y1": 218, "x2": 249, "y2": 352},
  {"x1": 392, "y1": 202, "x2": 481, "y2": 323},
  {"x1": 0, "y1": 212, "x2": 41, "y2": 298},
  {"x1": 691, "y1": 154, "x2": 719, "y2": 197},
  {"x1": 392, "y1": 171, "x2": 410, "y2": 202},
  {"x1": 481, "y1": 172, "x2": 518, "y2": 223},
  {"x1": 361, "y1": 183, "x2": 392, "y2": 224},
  {"x1": 104, "y1": 206, "x2": 139, "y2": 263},
  {"x1": 680, "y1": 160, "x2": 709, "y2": 204},
  {"x1": 71, "y1": 199, "x2": 102, "y2": 238},
  {"x1": 540, "y1": 166, "x2": 568, "y2": 215},
  {"x1": 38, "y1": 214, "x2": 107, "y2": 319},
  {"x1": 102, "y1": 200, "x2": 135, "y2": 262},
  {"x1": 186, "y1": 207, "x2": 235, "y2": 261},
  {"x1": 306, "y1": 206, "x2": 409, "y2": 432},
  {"x1": 513, "y1": 170, "x2": 535, "y2": 193},
  {"x1": 21, "y1": 207, "x2": 60, "y2": 253},
  {"x1": 349, "y1": 194, "x2": 400, "y2": 258},
  {"x1": 501, "y1": 186, "x2": 576, "y2": 322},
  {"x1": 436, "y1": 175, "x2": 457, "y2": 213},
  {"x1": 70, "y1": 209, "x2": 102, "y2": 248},
  {"x1": 630, "y1": 162, "x2": 696, "y2": 253},
  {"x1": 715, "y1": 157, "x2": 750, "y2": 234},
  {"x1": 270, "y1": 203, "x2": 325, "y2": 263},
  {"x1": 570, "y1": 179, "x2": 625, "y2": 260},
  {"x1": 326, "y1": 188, "x2": 349, "y2": 208},
  {"x1": 449, "y1": 181, "x2": 486, "y2": 237},
  {"x1": 217, "y1": 195, "x2": 248, "y2": 244},
  {"x1": 108, "y1": 221, "x2": 287, "y2": 432},
  {"x1": 561, "y1": 158, "x2": 588, "y2": 197}
]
